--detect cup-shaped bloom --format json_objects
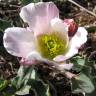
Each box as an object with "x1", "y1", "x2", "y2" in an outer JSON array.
[{"x1": 3, "y1": 2, "x2": 87, "y2": 69}]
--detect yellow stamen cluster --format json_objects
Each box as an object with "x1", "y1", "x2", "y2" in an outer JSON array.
[{"x1": 37, "y1": 32, "x2": 68, "y2": 60}]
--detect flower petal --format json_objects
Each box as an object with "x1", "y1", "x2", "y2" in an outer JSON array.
[
  {"x1": 20, "y1": 2, "x2": 59, "y2": 36},
  {"x1": 20, "y1": 51, "x2": 44, "y2": 65},
  {"x1": 3, "y1": 27, "x2": 35, "y2": 57},
  {"x1": 54, "y1": 27, "x2": 88, "y2": 62},
  {"x1": 21, "y1": 51, "x2": 73, "y2": 70},
  {"x1": 51, "y1": 18, "x2": 68, "y2": 33},
  {"x1": 70, "y1": 27, "x2": 88, "y2": 48}
]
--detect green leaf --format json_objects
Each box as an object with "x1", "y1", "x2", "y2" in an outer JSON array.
[
  {"x1": 28, "y1": 79, "x2": 50, "y2": 96},
  {"x1": 0, "y1": 19, "x2": 11, "y2": 31},
  {"x1": 16, "y1": 85, "x2": 31, "y2": 95},
  {"x1": 72, "y1": 73, "x2": 95, "y2": 93},
  {"x1": 15, "y1": 65, "x2": 51, "y2": 96},
  {"x1": 0, "y1": 80, "x2": 9, "y2": 91},
  {"x1": 86, "y1": 26, "x2": 96, "y2": 33},
  {"x1": 82, "y1": 60, "x2": 96, "y2": 78},
  {"x1": 85, "y1": 77, "x2": 96, "y2": 96},
  {"x1": 12, "y1": 66, "x2": 51, "y2": 96},
  {"x1": 11, "y1": 77, "x2": 19, "y2": 89},
  {"x1": 16, "y1": 66, "x2": 36, "y2": 88},
  {"x1": 71, "y1": 56, "x2": 85, "y2": 72}
]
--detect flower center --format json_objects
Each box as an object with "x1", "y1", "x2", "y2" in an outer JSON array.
[{"x1": 37, "y1": 32, "x2": 69, "y2": 59}]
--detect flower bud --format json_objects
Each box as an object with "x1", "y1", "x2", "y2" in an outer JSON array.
[{"x1": 64, "y1": 19, "x2": 78, "y2": 37}]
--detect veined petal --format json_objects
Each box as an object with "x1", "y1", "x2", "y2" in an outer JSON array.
[
  {"x1": 3, "y1": 27, "x2": 35, "y2": 57},
  {"x1": 54, "y1": 27, "x2": 88, "y2": 62},
  {"x1": 20, "y1": 2, "x2": 59, "y2": 36}
]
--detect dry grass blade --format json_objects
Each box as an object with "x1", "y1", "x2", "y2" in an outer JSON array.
[{"x1": 68, "y1": 0, "x2": 96, "y2": 17}]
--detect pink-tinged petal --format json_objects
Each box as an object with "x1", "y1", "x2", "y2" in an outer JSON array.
[
  {"x1": 51, "y1": 18, "x2": 68, "y2": 33},
  {"x1": 20, "y1": 51, "x2": 44, "y2": 65},
  {"x1": 3, "y1": 27, "x2": 35, "y2": 57},
  {"x1": 20, "y1": 2, "x2": 59, "y2": 36},
  {"x1": 54, "y1": 27, "x2": 88, "y2": 62}
]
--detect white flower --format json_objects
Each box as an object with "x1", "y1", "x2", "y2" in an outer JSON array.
[{"x1": 3, "y1": 2, "x2": 87, "y2": 70}]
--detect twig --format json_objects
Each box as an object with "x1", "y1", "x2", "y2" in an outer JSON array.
[{"x1": 68, "y1": 0, "x2": 96, "y2": 17}]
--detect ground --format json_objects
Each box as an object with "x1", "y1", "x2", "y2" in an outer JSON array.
[{"x1": 0, "y1": 0, "x2": 96, "y2": 96}]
